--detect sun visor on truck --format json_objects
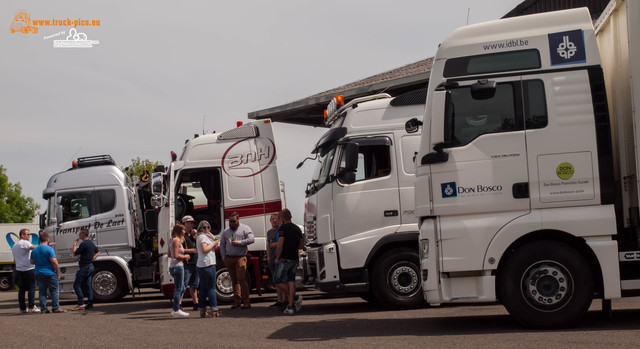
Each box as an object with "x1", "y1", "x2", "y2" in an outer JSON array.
[
  {"x1": 218, "y1": 124, "x2": 259, "y2": 140},
  {"x1": 312, "y1": 127, "x2": 347, "y2": 156}
]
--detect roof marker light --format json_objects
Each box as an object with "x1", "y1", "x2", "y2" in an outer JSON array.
[
  {"x1": 237, "y1": 121, "x2": 243, "y2": 127},
  {"x1": 171, "y1": 151, "x2": 177, "y2": 162}
]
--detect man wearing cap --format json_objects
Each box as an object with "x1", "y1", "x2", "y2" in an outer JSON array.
[{"x1": 181, "y1": 215, "x2": 200, "y2": 310}]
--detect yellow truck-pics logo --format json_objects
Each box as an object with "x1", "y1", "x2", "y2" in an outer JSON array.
[{"x1": 9, "y1": 10, "x2": 38, "y2": 34}]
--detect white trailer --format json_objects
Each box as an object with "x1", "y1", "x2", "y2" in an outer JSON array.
[
  {"x1": 300, "y1": 90, "x2": 426, "y2": 307},
  {"x1": 0, "y1": 223, "x2": 39, "y2": 291},
  {"x1": 40, "y1": 120, "x2": 282, "y2": 302},
  {"x1": 409, "y1": 2, "x2": 640, "y2": 328}
]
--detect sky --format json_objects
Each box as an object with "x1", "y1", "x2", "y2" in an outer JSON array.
[{"x1": 1, "y1": 0, "x2": 522, "y2": 223}]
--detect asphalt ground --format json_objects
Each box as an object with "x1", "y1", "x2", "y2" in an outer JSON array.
[{"x1": 2, "y1": 288, "x2": 640, "y2": 348}]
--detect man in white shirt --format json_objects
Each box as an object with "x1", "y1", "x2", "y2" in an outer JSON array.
[{"x1": 11, "y1": 228, "x2": 39, "y2": 313}]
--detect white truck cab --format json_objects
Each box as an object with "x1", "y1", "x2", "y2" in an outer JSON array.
[
  {"x1": 410, "y1": 3, "x2": 640, "y2": 328},
  {"x1": 301, "y1": 89, "x2": 426, "y2": 307}
]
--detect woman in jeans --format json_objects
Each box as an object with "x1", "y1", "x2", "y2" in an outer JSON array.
[
  {"x1": 169, "y1": 223, "x2": 190, "y2": 317},
  {"x1": 196, "y1": 220, "x2": 221, "y2": 318}
]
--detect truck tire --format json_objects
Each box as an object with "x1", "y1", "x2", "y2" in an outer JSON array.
[
  {"x1": 215, "y1": 267, "x2": 251, "y2": 304},
  {"x1": 498, "y1": 240, "x2": 593, "y2": 329},
  {"x1": 371, "y1": 248, "x2": 425, "y2": 308},
  {"x1": 92, "y1": 264, "x2": 129, "y2": 302},
  {"x1": 0, "y1": 275, "x2": 13, "y2": 291}
]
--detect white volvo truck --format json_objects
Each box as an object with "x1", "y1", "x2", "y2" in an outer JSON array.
[
  {"x1": 407, "y1": 2, "x2": 640, "y2": 327},
  {"x1": 300, "y1": 89, "x2": 426, "y2": 307},
  {"x1": 41, "y1": 120, "x2": 282, "y2": 302}
]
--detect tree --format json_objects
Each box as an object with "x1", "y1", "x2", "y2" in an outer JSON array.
[
  {"x1": 0, "y1": 165, "x2": 41, "y2": 223},
  {"x1": 122, "y1": 157, "x2": 164, "y2": 181}
]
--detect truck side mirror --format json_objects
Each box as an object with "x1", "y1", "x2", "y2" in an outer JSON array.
[
  {"x1": 339, "y1": 142, "x2": 359, "y2": 184},
  {"x1": 39, "y1": 212, "x2": 46, "y2": 230},
  {"x1": 471, "y1": 80, "x2": 496, "y2": 100},
  {"x1": 405, "y1": 118, "x2": 423, "y2": 134},
  {"x1": 151, "y1": 172, "x2": 163, "y2": 195}
]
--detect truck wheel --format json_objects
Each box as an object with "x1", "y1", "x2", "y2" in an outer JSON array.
[
  {"x1": 498, "y1": 240, "x2": 593, "y2": 329},
  {"x1": 92, "y1": 265, "x2": 128, "y2": 302},
  {"x1": 215, "y1": 267, "x2": 251, "y2": 304},
  {"x1": 372, "y1": 248, "x2": 425, "y2": 308},
  {"x1": 0, "y1": 275, "x2": 13, "y2": 291}
]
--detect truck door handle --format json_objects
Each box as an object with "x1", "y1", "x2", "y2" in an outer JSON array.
[
  {"x1": 384, "y1": 210, "x2": 399, "y2": 217},
  {"x1": 421, "y1": 151, "x2": 449, "y2": 165},
  {"x1": 512, "y1": 182, "x2": 529, "y2": 199}
]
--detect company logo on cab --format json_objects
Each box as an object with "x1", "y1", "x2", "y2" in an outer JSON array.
[{"x1": 222, "y1": 137, "x2": 276, "y2": 177}]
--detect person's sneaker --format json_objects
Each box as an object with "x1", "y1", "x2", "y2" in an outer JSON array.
[
  {"x1": 44, "y1": 309, "x2": 50, "y2": 314},
  {"x1": 52, "y1": 309, "x2": 67, "y2": 313},
  {"x1": 171, "y1": 309, "x2": 190, "y2": 317},
  {"x1": 294, "y1": 295, "x2": 303, "y2": 312},
  {"x1": 283, "y1": 305, "x2": 295, "y2": 315},
  {"x1": 269, "y1": 301, "x2": 283, "y2": 308},
  {"x1": 241, "y1": 304, "x2": 251, "y2": 309},
  {"x1": 30, "y1": 306, "x2": 40, "y2": 313},
  {"x1": 84, "y1": 304, "x2": 93, "y2": 311},
  {"x1": 200, "y1": 310, "x2": 209, "y2": 318},
  {"x1": 72, "y1": 305, "x2": 86, "y2": 311},
  {"x1": 208, "y1": 309, "x2": 222, "y2": 318}
]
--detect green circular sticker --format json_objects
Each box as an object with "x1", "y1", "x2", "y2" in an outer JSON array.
[{"x1": 556, "y1": 162, "x2": 575, "y2": 180}]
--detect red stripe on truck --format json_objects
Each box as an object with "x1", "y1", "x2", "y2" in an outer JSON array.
[{"x1": 224, "y1": 200, "x2": 282, "y2": 219}]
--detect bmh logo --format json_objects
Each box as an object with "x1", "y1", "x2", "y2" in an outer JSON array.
[
  {"x1": 548, "y1": 29, "x2": 586, "y2": 66},
  {"x1": 221, "y1": 137, "x2": 276, "y2": 177},
  {"x1": 441, "y1": 182, "x2": 457, "y2": 199}
]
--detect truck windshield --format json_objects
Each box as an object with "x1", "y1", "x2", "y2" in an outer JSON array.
[{"x1": 307, "y1": 147, "x2": 336, "y2": 196}]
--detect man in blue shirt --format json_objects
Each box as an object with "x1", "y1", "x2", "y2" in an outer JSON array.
[
  {"x1": 72, "y1": 229, "x2": 100, "y2": 311},
  {"x1": 30, "y1": 232, "x2": 66, "y2": 313}
]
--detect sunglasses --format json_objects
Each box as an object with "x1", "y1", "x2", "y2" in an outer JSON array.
[
  {"x1": 229, "y1": 220, "x2": 237, "y2": 223},
  {"x1": 201, "y1": 226, "x2": 211, "y2": 230}
]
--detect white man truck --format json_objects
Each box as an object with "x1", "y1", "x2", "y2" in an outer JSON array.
[
  {"x1": 0, "y1": 223, "x2": 39, "y2": 291},
  {"x1": 300, "y1": 89, "x2": 426, "y2": 307},
  {"x1": 407, "y1": 2, "x2": 640, "y2": 328},
  {"x1": 40, "y1": 120, "x2": 282, "y2": 302}
]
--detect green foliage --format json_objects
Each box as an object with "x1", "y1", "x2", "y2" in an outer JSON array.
[
  {"x1": 122, "y1": 157, "x2": 164, "y2": 180},
  {"x1": 0, "y1": 165, "x2": 41, "y2": 223}
]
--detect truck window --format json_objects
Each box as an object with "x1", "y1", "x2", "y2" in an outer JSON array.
[
  {"x1": 96, "y1": 189, "x2": 116, "y2": 214},
  {"x1": 523, "y1": 79, "x2": 548, "y2": 129},
  {"x1": 341, "y1": 137, "x2": 392, "y2": 183},
  {"x1": 447, "y1": 83, "x2": 518, "y2": 146},
  {"x1": 59, "y1": 191, "x2": 92, "y2": 222}
]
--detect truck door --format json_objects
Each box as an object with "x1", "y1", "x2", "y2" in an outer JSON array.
[
  {"x1": 333, "y1": 136, "x2": 401, "y2": 270},
  {"x1": 93, "y1": 187, "x2": 132, "y2": 249},
  {"x1": 53, "y1": 190, "x2": 95, "y2": 263},
  {"x1": 428, "y1": 77, "x2": 535, "y2": 271}
]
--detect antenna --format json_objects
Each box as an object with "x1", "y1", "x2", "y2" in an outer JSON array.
[
  {"x1": 466, "y1": 8, "x2": 470, "y2": 25},
  {"x1": 64, "y1": 147, "x2": 82, "y2": 170},
  {"x1": 202, "y1": 115, "x2": 206, "y2": 135}
]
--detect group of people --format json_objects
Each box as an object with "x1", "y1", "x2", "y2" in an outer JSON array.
[
  {"x1": 12, "y1": 228, "x2": 99, "y2": 314},
  {"x1": 169, "y1": 208, "x2": 304, "y2": 318},
  {"x1": 12, "y1": 208, "x2": 304, "y2": 317}
]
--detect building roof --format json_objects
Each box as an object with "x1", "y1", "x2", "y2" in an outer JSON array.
[{"x1": 248, "y1": 0, "x2": 609, "y2": 127}]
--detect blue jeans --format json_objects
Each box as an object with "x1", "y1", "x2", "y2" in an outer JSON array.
[
  {"x1": 273, "y1": 258, "x2": 298, "y2": 284},
  {"x1": 184, "y1": 264, "x2": 199, "y2": 288},
  {"x1": 169, "y1": 266, "x2": 185, "y2": 311},
  {"x1": 197, "y1": 265, "x2": 218, "y2": 311},
  {"x1": 16, "y1": 269, "x2": 36, "y2": 310},
  {"x1": 73, "y1": 264, "x2": 95, "y2": 306},
  {"x1": 36, "y1": 273, "x2": 60, "y2": 312}
]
